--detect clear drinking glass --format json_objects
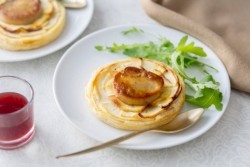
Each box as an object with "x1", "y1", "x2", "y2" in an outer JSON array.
[{"x1": 0, "y1": 76, "x2": 34, "y2": 149}]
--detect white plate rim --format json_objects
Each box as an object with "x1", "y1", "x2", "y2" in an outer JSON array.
[
  {"x1": 53, "y1": 24, "x2": 231, "y2": 150},
  {"x1": 0, "y1": 0, "x2": 94, "y2": 62}
]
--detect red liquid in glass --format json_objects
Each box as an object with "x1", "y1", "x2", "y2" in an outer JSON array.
[{"x1": 0, "y1": 92, "x2": 33, "y2": 141}]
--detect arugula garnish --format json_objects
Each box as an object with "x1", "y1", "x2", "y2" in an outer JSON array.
[
  {"x1": 95, "y1": 29, "x2": 223, "y2": 111},
  {"x1": 186, "y1": 88, "x2": 223, "y2": 111},
  {"x1": 121, "y1": 27, "x2": 144, "y2": 35}
]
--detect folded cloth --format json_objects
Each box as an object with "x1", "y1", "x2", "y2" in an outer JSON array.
[{"x1": 140, "y1": 0, "x2": 250, "y2": 93}]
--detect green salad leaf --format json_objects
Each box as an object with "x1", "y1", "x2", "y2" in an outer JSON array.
[
  {"x1": 95, "y1": 29, "x2": 223, "y2": 111},
  {"x1": 186, "y1": 88, "x2": 223, "y2": 111},
  {"x1": 121, "y1": 27, "x2": 144, "y2": 35}
]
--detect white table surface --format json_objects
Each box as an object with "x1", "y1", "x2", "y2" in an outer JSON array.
[{"x1": 0, "y1": 0, "x2": 250, "y2": 166}]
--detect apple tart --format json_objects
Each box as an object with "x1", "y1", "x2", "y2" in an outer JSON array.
[
  {"x1": 0, "y1": 0, "x2": 65, "y2": 50},
  {"x1": 86, "y1": 58, "x2": 185, "y2": 131}
]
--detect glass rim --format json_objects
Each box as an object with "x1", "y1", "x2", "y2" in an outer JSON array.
[{"x1": 0, "y1": 76, "x2": 34, "y2": 117}]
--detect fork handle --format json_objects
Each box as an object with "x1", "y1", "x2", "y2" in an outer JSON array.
[{"x1": 56, "y1": 128, "x2": 152, "y2": 159}]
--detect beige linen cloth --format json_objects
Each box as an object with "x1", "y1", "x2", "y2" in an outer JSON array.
[{"x1": 140, "y1": 0, "x2": 250, "y2": 93}]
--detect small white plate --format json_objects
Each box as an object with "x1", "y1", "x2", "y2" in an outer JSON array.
[
  {"x1": 0, "y1": 0, "x2": 94, "y2": 62},
  {"x1": 53, "y1": 25, "x2": 231, "y2": 150}
]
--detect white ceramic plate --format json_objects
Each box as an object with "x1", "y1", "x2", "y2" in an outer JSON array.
[
  {"x1": 0, "y1": 0, "x2": 94, "y2": 62},
  {"x1": 53, "y1": 25, "x2": 231, "y2": 150}
]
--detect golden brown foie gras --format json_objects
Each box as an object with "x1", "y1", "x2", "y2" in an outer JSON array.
[
  {"x1": 0, "y1": 0, "x2": 42, "y2": 25},
  {"x1": 113, "y1": 66, "x2": 164, "y2": 106}
]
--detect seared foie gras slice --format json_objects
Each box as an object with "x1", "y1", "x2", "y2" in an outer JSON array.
[
  {"x1": 0, "y1": 0, "x2": 42, "y2": 25},
  {"x1": 114, "y1": 67, "x2": 164, "y2": 106}
]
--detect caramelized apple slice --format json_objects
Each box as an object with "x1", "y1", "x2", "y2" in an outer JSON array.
[
  {"x1": 113, "y1": 67, "x2": 164, "y2": 105},
  {"x1": 0, "y1": 0, "x2": 42, "y2": 25}
]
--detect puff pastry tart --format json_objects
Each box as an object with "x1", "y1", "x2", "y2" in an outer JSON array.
[
  {"x1": 86, "y1": 58, "x2": 185, "y2": 131},
  {"x1": 0, "y1": 0, "x2": 65, "y2": 50}
]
